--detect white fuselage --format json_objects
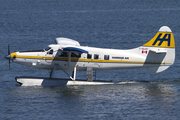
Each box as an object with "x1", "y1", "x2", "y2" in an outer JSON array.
[
  {"x1": 6, "y1": 26, "x2": 175, "y2": 75},
  {"x1": 11, "y1": 44, "x2": 173, "y2": 71}
]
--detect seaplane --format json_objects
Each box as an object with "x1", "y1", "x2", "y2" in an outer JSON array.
[{"x1": 5, "y1": 26, "x2": 175, "y2": 86}]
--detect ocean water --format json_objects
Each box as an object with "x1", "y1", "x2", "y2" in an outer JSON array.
[{"x1": 1, "y1": 0, "x2": 180, "y2": 119}]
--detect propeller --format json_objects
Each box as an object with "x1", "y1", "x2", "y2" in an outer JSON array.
[
  {"x1": 8, "y1": 44, "x2": 10, "y2": 55},
  {"x1": 4, "y1": 44, "x2": 11, "y2": 70}
]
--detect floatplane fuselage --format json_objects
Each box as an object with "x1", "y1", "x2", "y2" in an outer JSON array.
[{"x1": 5, "y1": 26, "x2": 175, "y2": 85}]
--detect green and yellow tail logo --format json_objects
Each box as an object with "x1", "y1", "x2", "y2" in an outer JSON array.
[{"x1": 143, "y1": 26, "x2": 175, "y2": 48}]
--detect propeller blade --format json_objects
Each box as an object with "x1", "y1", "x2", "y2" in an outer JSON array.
[
  {"x1": 9, "y1": 59, "x2": 10, "y2": 70},
  {"x1": 8, "y1": 44, "x2": 10, "y2": 55},
  {"x1": 8, "y1": 44, "x2": 10, "y2": 70}
]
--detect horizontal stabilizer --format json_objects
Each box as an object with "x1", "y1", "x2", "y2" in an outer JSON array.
[
  {"x1": 149, "y1": 49, "x2": 167, "y2": 54},
  {"x1": 63, "y1": 47, "x2": 88, "y2": 54},
  {"x1": 147, "y1": 66, "x2": 170, "y2": 73}
]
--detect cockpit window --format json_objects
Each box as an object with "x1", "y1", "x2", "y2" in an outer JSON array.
[
  {"x1": 47, "y1": 49, "x2": 53, "y2": 54},
  {"x1": 58, "y1": 51, "x2": 62, "y2": 57},
  {"x1": 44, "y1": 47, "x2": 51, "y2": 51}
]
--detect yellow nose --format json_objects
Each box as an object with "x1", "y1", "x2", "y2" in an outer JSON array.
[{"x1": 10, "y1": 52, "x2": 17, "y2": 58}]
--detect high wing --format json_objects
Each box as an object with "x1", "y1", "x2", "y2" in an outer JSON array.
[
  {"x1": 55, "y1": 37, "x2": 80, "y2": 46},
  {"x1": 55, "y1": 37, "x2": 89, "y2": 53}
]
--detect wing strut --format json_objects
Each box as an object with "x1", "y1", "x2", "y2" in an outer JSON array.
[
  {"x1": 68, "y1": 51, "x2": 71, "y2": 66},
  {"x1": 50, "y1": 64, "x2": 57, "y2": 78}
]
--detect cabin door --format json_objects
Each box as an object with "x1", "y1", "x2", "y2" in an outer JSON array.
[{"x1": 45, "y1": 49, "x2": 54, "y2": 63}]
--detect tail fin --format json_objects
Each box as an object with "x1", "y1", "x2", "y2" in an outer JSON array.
[
  {"x1": 143, "y1": 26, "x2": 175, "y2": 48},
  {"x1": 143, "y1": 26, "x2": 175, "y2": 73}
]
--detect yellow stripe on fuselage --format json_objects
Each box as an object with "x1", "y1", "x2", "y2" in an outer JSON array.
[{"x1": 10, "y1": 52, "x2": 171, "y2": 65}]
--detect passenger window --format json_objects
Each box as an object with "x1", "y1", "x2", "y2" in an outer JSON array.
[
  {"x1": 61, "y1": 52, "x2": 68, "y2": 57},
  {"x1": 94, "y1": 54, "x2": 99, "y2": 59},
  {"x1": 104, "y1": 55, "x2": 109, "y2": 60},
  {"x1": 87, "y1": 54, "x2": 92, "y2": 59},
  {"x1": 71, "y1": 52, "x2": 81, "y2": 58},
  {"x1": 47, "y1": 49, "x2": 53, "y2": 54}
]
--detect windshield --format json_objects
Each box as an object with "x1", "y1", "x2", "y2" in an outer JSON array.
[{"x1": 44, "y1": 47, "x2": 51, "y2": 51}]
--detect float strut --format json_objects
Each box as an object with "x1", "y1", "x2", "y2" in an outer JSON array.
[
  {"x1": 57, "y1": 65, "x2": 75, "y2": 81},
  {"x1": 87, "y1": 67, "x2": 93, "y2": 82}
]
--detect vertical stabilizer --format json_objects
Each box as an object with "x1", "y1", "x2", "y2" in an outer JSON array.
[
  {"x1": 143, "y1": 26, "x2": 175, "y2": 48},
  {"x1": 143, "y1": 26, "x2": 175, "y2": 73}
]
